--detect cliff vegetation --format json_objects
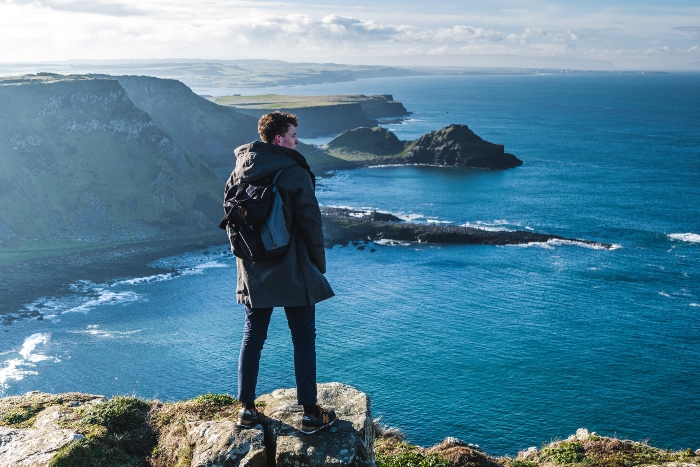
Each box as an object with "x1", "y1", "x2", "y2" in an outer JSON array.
[{"x1": 1, "y1": 390, "x2": 698, "y2": 467}]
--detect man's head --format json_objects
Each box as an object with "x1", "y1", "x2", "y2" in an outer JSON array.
[{"x1": 258, "y1": 111, "x2": 299, "y2": 150}]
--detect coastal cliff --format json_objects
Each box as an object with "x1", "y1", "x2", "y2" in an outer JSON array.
[
  {"x1": 0, "y1": 74, "x2": 223, "y2": 243},
  {"x1": 1, "y1": 387, "x2": 698, "y2": 467},
  {"x1": 113, "y1": 75, "x2": 259, "y2": 169},
  {"x1": 215, "y1": 94, "x2": 410, "y2": 138}
]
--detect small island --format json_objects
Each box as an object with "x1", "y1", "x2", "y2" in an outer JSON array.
[{"x1": 323, "y1": 125, "x2": 522, "y2": 170}]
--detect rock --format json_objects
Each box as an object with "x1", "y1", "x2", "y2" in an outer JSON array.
[
  {"x1": 427, "y1": 437, "x2": 496, "y2": 467},
  {"x1": 320, "y1": 207, "x2": 614, "y2": 250},
  {"x1": 567, "y1": 428, "x2": 590, "y2": 441},
  {"x1": 0, "y1": 407, "x2": 83, "y2": 467},
  {"x1": 403, "y1": 124, "x2": 522, "y2": 169},
  {"x1": 519, "y1": 446, "x2": 538, "y2": 458},
  {"x1": 187, "y1": 419, "x2": 266, "y2": 467},
  {"x1": 257, "y1": 382, "x2": 375, "y2": 467},
  {"x1": 326, "y1": 127, "x2": 406, "y2": 156}
]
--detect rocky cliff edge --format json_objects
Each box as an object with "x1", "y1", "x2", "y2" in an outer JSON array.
[{"x1": 2, "y1": 384, "x2": 699, "y2": 467}]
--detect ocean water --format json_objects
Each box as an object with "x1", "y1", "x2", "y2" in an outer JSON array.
[{"x1": 2, "y1": 73, "x2": 700, "y2": 455}]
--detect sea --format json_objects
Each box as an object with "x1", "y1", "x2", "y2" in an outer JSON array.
[{"x1": 1, "y1": 72, "x2": 699, "y2": 455}]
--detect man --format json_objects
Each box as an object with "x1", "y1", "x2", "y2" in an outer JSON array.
[{"x1": 229, "y1": 111, "x2": 336, "y2": 434}]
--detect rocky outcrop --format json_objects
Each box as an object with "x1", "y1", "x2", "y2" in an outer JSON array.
[
  {"x1": 325, "y1": 127, "x2": 406, "y2": 156},
  {"x1": 0, "y1": 392, "x2": 104, "y2": 467},
  {"x1": 186, "y1": 419, "x2": 267, "y2": 467},
  {"x1": 403, "y1": 124, "x2": 522, "y2": 169},
  {"x1": 258, "y1": 383, "x2": 375, "y2": 467},
  {"x1": 2, "y1": 391, "x2": 699, "y2": 467},
  {"x1": 0, "y1": 409, "x2": 83, "y2": 467},
  {"x1": 321, "y1": 207, "x2": 613, "y2": 249},
  {"x1": 0, "y1": 385, "x2": 374, "y2": 467},
  {"x1": 325, "y1": 125, "x2": 522, "y2": 170}
]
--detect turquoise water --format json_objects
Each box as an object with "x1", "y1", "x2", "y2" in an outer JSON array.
[{"x1": 2, "y1": 73, "x2": 699, "y2": 455}]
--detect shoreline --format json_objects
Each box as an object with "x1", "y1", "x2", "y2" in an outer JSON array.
[{"x1": 0, "y1": 231, "x2": 227, "y2": 323}]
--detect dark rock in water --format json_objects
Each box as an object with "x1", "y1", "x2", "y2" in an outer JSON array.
[
  {"x1": 321, "y1": 207, "x2": 612, "y2": 249},
  {"x1": 326, "y1": 127, "x2": 406, "y2": 156},
  {"x1": 325, "y1": 124, "x2": 522, "y2": 170},
  {"x1": 403, "y1": 124, "x2": 522, "y2": 169}
]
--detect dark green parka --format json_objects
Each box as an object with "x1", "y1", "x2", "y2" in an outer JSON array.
[{"x1": 228, "y1": 142, "x2": 334, "y2": 308}]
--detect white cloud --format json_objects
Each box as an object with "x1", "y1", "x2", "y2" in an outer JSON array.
[{"x1": 0, "y1": 0, "x2": 699, "y2": 69}]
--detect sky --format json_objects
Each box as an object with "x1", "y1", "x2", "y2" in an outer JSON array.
[{"x1": 0, "y1": 0, "x2": 699, "y2": 71}]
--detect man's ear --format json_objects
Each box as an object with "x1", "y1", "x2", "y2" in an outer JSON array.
[{"x1": 273, "y1": 135, "x2": 281, "y2": 145}]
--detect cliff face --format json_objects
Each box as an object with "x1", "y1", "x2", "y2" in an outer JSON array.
[
  {"x1": 0, "y1": 75, "x2": 223, "y2": 242},
  {"x1": 113, "y1": 75, "x2": 259, "y2": 169},
  {"x1": 230, "y1": 103, "x2": 377, "y2": 138},
  {"x1": 216, "y1": 94, "x2": 410, "y2": 137}
]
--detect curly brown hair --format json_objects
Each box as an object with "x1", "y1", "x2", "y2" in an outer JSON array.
[{"x1": 258, "y1": 111, "x2": 299, "y2": 143}]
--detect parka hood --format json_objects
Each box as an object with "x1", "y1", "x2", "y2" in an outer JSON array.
[{"x1": 233, "y1": 141, "x2": 314, "y2": 183}]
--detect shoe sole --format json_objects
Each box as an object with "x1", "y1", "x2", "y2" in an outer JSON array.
[{"x1": 300, "y1": 417, "x2": 336, "y2": 435}]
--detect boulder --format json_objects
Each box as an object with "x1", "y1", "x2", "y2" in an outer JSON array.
[
  {"x1": 187, "y1": 419, "x2": 266, "y2": 467},
  {"x1": 0, "y1": 406, "x2": 84, "y2": 467},
  {"x1": 257, "y1": 382, "x2": 375, "y2": 467}
]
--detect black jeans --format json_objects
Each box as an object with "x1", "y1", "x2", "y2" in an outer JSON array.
[{"x1": 237, "y1": 304, "x2": 317, "y2": 405}]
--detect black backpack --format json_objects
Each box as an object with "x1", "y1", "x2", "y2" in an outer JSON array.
[{"x1": 219, "y1": 167, "x2": 292, "y2": 262}]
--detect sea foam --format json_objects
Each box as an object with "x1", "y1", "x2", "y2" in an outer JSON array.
[
  {"x1": 0, "y1": 333, "x2": 58, "y2": 394},
  {"x1": 668, "y1": 233, "x2": 700, "y2": 244}
]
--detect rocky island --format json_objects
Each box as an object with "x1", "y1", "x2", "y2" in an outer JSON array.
[
  {"x1": 1, "y1": 386, "x2": 698, "y2": 467},
  {"x1": 324, "y1": 125, "x2": 522, "y2": 169}
]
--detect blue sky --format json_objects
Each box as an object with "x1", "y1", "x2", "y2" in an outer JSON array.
[{"x1": 0, "y1": 0, "x2": 698, "y2": 70}]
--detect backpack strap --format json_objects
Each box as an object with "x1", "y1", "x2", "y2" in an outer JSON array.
[{"x1": 271, "y1": 167, "x2": 288, "y2": 185}]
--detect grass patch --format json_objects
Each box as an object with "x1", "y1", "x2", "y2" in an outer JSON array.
[
  {"x1": 541, "y1": 441, "x2": 586, "y2": 464},
  {"x1": 190, "y1": 393, "x2": 237, "y2": 406},
  {"x1": 377, "y1": 446, "x2": 455, "y2": 467}
]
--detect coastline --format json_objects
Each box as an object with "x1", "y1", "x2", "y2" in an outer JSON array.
[{"x1": 0, "y1": 231, "x2": 227, "y2": 323}]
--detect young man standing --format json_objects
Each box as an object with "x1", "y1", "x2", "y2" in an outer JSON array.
[{"x1": 227, "y1": 111, "x2": 336, "y2": 434}]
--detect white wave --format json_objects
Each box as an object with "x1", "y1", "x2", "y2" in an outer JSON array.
[
  {"x1": 179, "y1": 260, "x2": 229, "y2": 276},
  {"x1": 69, "y1": 324, "x2": 141, "y2": 338},
  {"x1": 509, "y1": 238, "x2": 619, "y2": 250},
  {"x1": 149, "y1": 253, "x2": 229, "y2": 271},
  {"x1": 548, "y1": 239, "x2": 620, "y2": 250},
  {"x1": 0, "y1": 333, "x2": 59, "y2": 391},
  {"x1": 112, "y1": 272, "x2": 177, "y2": 286},
  {"x1": 658, "y1": 291, "x2": 672, "y2": 298},
  {"x1": 65, "y1": 290, "x2": 139, "y2": 313},
  {"x1": 374, "y1": 239, "x2": 412, "y2": 246},
  {"x1": 426, "y1": 219, "x2": 452, "y2": 224},
  {"x1": 691, "y1": 303, "x2": 699, "y2": 307},
  {"x1": 668, "y1": 233, "x2": 700, "y2": 244},
  {"x1": 322, "y1": 204, "x2": 432, "y2": 223}
]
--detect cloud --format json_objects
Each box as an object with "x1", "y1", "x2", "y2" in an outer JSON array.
[
  {"x1": 6, "y1": 0, "x2": 149, "y2": 16},
  {"x1": 1, "y1": 1, "x2": 699, "y2": 70}
]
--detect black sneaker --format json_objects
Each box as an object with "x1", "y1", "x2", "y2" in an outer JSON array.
[
  {"x1": 237, "y1": 407, "x2": 261, "y2": 428},
  {"x1": 300, "y1": 405, "x2": 336, "y2": 434}
]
